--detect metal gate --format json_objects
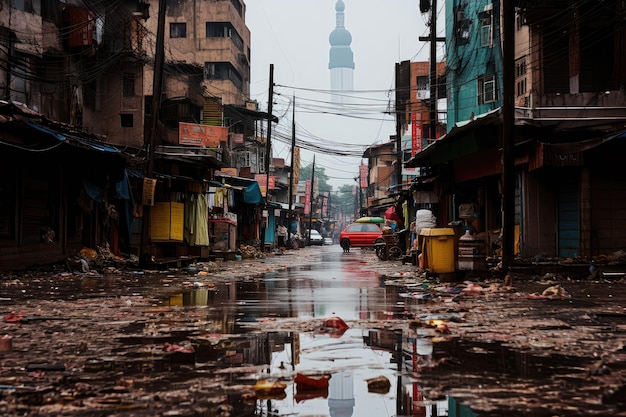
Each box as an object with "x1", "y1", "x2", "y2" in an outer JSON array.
[{"x1": 557, "y1": 181, "x2": 579, "y2": 258}]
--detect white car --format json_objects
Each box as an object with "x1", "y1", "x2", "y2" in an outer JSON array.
[{"x1": 305, "y1": 229, "x2": 324, "y2": 246}]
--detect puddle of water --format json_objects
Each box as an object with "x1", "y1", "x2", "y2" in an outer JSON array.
[
  {"x1": 266, "y1": 328, "x2": 397, "y2": 416},
  {"x1": 142, "y1": 254, "x2": 448, "y2": 416},
  {"x1": 167, "y1": 258, "x2": 408, "y2": 323}
]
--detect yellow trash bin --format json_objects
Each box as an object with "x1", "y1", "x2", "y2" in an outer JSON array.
[{"x1": 419, "y1": 228, "x2": 456, "y2": 274}]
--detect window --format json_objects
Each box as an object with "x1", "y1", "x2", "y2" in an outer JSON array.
[
  {"x1": 256, "y1": 149, "x2": 264, "y2": 173},
  {"x1": 229, "y1": 0, "x2": 242, "y2": 16},
  {"x1": 515, "y1": 10, "x2": 524, "y2": 31},
  {"x1": 236, "y1": 150, "x2": 250, "y2": 167},
  {"x1": 11, "y1": 53, "x2": 30, "y2": 104},
  {"x1": 363, "y1": 224, "x2": 380, "y2": 232},
  {"x1": 206, "y1": 22, "x2": 243, "y2": 51},
  {"x1": 122, "y1": 74, "x2": 135, "y2": 97},
  {"x1": 516, "y1": 79, "x2": 527, "y2": 97},
  {"x1": 478, "y1": 74, "x2": 496, "y2": 104},
  {"x1": 416, "y1": 75, "x2": 429, "y2": 99},
  {"x1": 166, "y1": 0, "x2": 181, "y2": 15},
  {"x1": 479, "y1": 10, "x2": 493, "y2": 47},
  {"x1": 170, "y1": 22, "x2": 187, "y2": 38},
  {"x1": 454, "y1": 4, "x2": 470, "y2": 45},
  {"x1": 120, "y1": 113, "x2": 133, "y2": 127},
  {"x1": 206, "y1": 22, "x2": 229, "y2": 38},
  {"x1": 13, "y1": 0, "x2": 39, "y2": 14},
  {"x1": 204, "y1": 62, "x2": 243, "y2": 89},
  {"x1": 515, "y1": 58, "x2": 527, "y2": 78},
  {"x1": 515, "y1": 58, "x2": 527, "y2": 97},
  {"x1": 204, "y1": 63, "x2": 219, "y2": 79}
]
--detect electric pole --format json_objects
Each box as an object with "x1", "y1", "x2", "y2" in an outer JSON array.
[
  {"x1": 307, "y1": 155, "x2": 315, "y2": 245},
  {"x1": 260, "y1": 64, "x2": 274, "y2": 250},
  {"x1": 428, "y1": 0, "x2": 438, "y2": 143},
  {"x1": 418, "y1": 0, "x2": 445, "y2": 146},
  {"x1": 139, "y1": 0, "x2": 166, "y2": 267},
  {"x1": 265, "y1": 64, "x2": 274, "y2": 200},
  {"x1": 288, "y1": 95, "x2": 296, "y2": 242},
  {"x1": 502, "y1": 1, "x2": 515, "y2": 273}
]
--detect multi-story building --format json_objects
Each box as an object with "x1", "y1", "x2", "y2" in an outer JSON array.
[
  {"x1": 407, "y1": 0, "x2": 626, "y2": 262},
  {"x1": 0, "y1": 0, "x2": 274, "y2": 269},
  {"x1": 360, "y1": 61, "x2": 446, "y2": 223},
  {"x1": 445, "y1": 0, "x2": 506, "y2": 128},
  {"x1": 362, "y1": 141, "x2": 396, "y2": 216}
]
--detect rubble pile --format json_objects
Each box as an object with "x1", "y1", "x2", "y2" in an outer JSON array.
[{"x1": 238, "y1": 244, "x2": 264, "y2": 259}]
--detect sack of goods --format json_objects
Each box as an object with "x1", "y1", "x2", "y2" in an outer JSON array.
[{"x1": 415, "y1": 209, "x2": 436, "y2": 235}]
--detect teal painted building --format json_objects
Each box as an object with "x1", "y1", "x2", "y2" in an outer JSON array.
[{"x1": 445, "y1": 0, "x2": 504, "y2": 130}]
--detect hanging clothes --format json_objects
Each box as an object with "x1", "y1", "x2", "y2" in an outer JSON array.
[
  {"x1": 184, "y1": 193, "x2": 209, "y2": 246},
  {"x1": 214, "y1": 188, "x2": 224, "y2": 208},
  {"x1": 402, "y1": 200, "x2": 409, "y2": 228},
  {"x1": 207, "y1": 187, "x2": 215, "y2": 209}
]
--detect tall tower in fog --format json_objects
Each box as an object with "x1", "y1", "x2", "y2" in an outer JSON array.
[{"x1": 328, "y1": 0, "x2": 354, "y2": 104}]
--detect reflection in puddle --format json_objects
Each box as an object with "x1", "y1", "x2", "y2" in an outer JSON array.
[
  {"x1": 143, "y1": 254, "x2": 452, "y2": 416},
  {"x1": 264, "y1": 328, "x2": 396, "y2": 416}
]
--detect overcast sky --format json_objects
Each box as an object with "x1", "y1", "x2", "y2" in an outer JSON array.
[{"x1": 245, "y1": 0, "x2": 445, "y2": 190}]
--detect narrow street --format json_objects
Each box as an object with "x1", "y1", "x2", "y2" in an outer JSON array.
[{"x1": 0, "y1": 246, "x2": 625, "y2": 416}]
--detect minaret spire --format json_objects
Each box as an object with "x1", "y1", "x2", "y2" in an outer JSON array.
[{"x1": 329, "y1": 0, "x2": 354, "y2": 103}]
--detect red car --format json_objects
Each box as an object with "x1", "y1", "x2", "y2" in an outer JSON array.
[{"x1": 339, "y1": 222, "x2": 383, "y2": 251}]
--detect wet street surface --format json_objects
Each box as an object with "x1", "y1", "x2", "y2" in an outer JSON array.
[{"x1": 0, "y1": 245, "x2": 625, "y2": 416}]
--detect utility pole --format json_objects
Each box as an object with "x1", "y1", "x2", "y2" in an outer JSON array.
[
  {"x1": 395, "y1": 64, "x2": 403, "y2": 187},
  {"x1": 327, "y1": 193, "x2": 331, "y2": 224},
  {"x1": 502, "y1": 1, "x2": 515, "y2": 273},
  {"x1": 139, "y1": 0, "x2": 166, "y2": 267},
  {"x1": 307, "y1": 155, "x2": 315, "y2": 245},
  {"x1": 288, "y1": 95, "x2": 296, "y2": 242},
  {"x1": 428, "y1": 0, "x2": 438, "y2": 143},
  {"x1": 265, "y1": 64, "x2": 274, "y2": 201},
  {"x1": 261, "y1": 64, "x2": 274, "y2": 250},
  {"x1": 419, "y1": 0, "x2": 445, "y2": 146},
  {"x1": 356, "y1": 174, "x2": 363, "y2": 219}
]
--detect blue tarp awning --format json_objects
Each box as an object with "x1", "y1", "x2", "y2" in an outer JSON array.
[
  {"x1": 27, "y1": 121, "x2": 66, "y2": 141},
  {"x1": 27, "y1": 121, "x2": 120, "y2": 153},
  {"x1": 215, "y1": 173, "x2": 265, "y2": 205},
  {"x1": 243, "y1": 182, "x2": 263, "y2": 205}
]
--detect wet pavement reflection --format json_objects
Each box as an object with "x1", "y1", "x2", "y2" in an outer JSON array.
[
  {"x1": 157, "y1": 247, "x2": 431, "y2": 416},
  {"x1": 166, "y1": 249, "x2": 389, "y2": 322},
  {"x1": 2, "y1": 245, "x2": 625, "y2": 416}
]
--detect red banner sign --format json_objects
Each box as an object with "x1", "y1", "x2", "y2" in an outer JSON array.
[
  {"x1": 359, "y1": 165, "x2": 368, "y2": 189},
  {"x1": 411, "y1": 113, "x2": 423, "y2": 155},
  {"x1": 179, "y1": 122, "x2": 227, "y2": 147},
  {"x1": 304, "y1": 180, "x2": 311, "y2": 215}
]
